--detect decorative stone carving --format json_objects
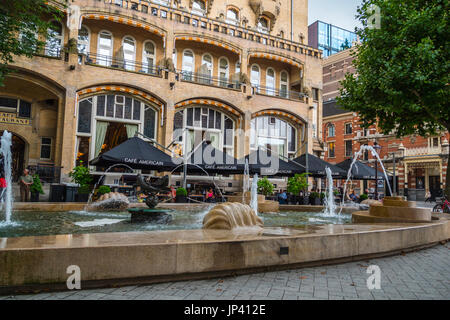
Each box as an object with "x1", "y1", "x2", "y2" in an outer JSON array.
[
  {"x1": 203, "y1": 202, "x2": 263, "y2": 230},
  {"x1": 67, "y1": 5, "x2": 82, "y2": 31}
]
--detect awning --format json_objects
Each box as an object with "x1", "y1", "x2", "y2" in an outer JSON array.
[
  {"x1": 291, "y1": 153, "x2": 347, "y2": 177},
  {"x1": 336, "y1": 159, "x2": 384, "y2": 180},
  {"x1": 241, "y1": 149, "x2": 305, "y2": 176},
  {"x1": 90, "y1": 137, "x2": 177, "y2": 172}
]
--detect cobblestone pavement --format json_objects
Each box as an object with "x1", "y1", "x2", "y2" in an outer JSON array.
[{"x1": 1, "y1": 243, "x2": 449, "y2": 300}]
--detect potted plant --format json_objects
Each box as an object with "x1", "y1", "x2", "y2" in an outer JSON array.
[
  {"x1": 359, "y1": 193, "x2": 369, "y2": 203},
  {"x1": 69, "y1": 161, "x2": 92, "y2": 202},
  {"x1": 287, "y1": 173, "x2": 308, "y2": 204},
  {"x1": 320, "y1": 192, "x2": 326, "y2": 205},
  {"x1": 176, "y1": 187, "x2": 187, "y2": 203},
  {"x1": 97, "y1": 185, "x2": 111, "y2": 195},
  {"x1": 30, "y1": 174, "x2": 44, "y2": 202},
  {"x1": 257, "y1": 177, "x2": 274, "y2": 197},
  {"x1": 309, "y1": 192, "x2": 321, "y2": 205}
]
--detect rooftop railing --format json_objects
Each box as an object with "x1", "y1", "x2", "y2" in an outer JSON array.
[{"x1": 104, "y1": 0, "x2": 322, "y2": 59}]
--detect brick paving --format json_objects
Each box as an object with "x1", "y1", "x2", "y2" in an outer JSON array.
[{"x1": 1, "y1": 243, "x2": 449, "y2": 300}]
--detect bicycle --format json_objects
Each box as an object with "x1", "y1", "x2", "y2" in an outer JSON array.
[{"x1": 432, "y1": 195, "x2": 450, "y2": 213}]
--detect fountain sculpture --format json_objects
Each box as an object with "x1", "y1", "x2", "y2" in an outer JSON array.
[
  {"x1": 87, "y1": 192, "x2": 130, "y2": 211},
  {"x1": 202, "y1": 202, "x2": 263, "y2": 230},
  {"x1": 127, "y1": 174, "x2": 173, "y2": 223}
]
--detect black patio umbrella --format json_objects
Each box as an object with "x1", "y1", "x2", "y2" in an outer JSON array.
[
  {"x1": 291, "y1": 153, "x2": 347, "y2": 177},
  {"x1": 336, "y1": 159, "x2": 381, "y2": 180},
  {"x1": 90, "y1": 136, "x2": 177, "y2": 172},
  {"x1": 181, "y1": 141, "x2": 245, "y2": 175},
  {"x1": 241, "y1": 149, "x2": 306, "y2": 176}
]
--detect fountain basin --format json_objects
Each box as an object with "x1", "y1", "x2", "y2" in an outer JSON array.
[{"x1": 227, "y1": 192, "x2": 279, "y2": 213}]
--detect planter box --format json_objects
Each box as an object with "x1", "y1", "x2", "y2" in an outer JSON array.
[
  {"x1": 310, "y1": 197, "x2": 321, "y2": 205},
  {"x1": 75, "y1": 193, "x2": 89, "y2": 203},
  {"x1": 30, "y1": 192, "x2": 40, "y2": 202},
  {"x1": 176, "y1": 195, "x2": 187, "y2": 203}
]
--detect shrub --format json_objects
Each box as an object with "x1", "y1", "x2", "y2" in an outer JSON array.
[
  {"x1": 69, "y1": 161, "x2": 92, "y2": 188},
  {"x1": 257, "y1": 177, "x2": 274, "y2": 196},
  {"x1": 309, "y1": 192, "x2": 320, "y2": 198},
  {"x1": 359, "y1": 193, "x2": 369, "y2": 201},
  {"x1": 97, "y1": 185, "x2": 111, "y2": 195},
  {"x1": 30, "y1": 174, "x2": 44, "y2": 194},
  {"x1": 287, "y1": 173, "x2": 308, "y2": 195},
  {"x1": 176, "y1": 187, "x2": 187, "y2": 196},
  {"x1": 78, "y1": 184, "x2": 91, "y2": 194}
]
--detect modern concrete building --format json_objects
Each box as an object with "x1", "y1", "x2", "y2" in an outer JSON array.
[
  {"x1": 1, "y1": 0, "x2": 324, "y2": 192},
  {"x1": 322, "y1": 48, "x2": 449, "y2": 200}
]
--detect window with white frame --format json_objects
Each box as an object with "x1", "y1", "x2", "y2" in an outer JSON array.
[
  {"x1": 280, "y1": 71, "x2": 289, "y2": 98},
  {"x1": 257, "y1": 17, "x2": 269, "y2": 34},
  {"x1": 345, "y1": 122, "x2": 352, "y2": 134},
  {"x1": 251, "y1": 65, "x2": 260, "y2": 92},
  {"x1": 182, "y1": 50, "x2": 194, "y2": 80},
  {"x1": 201, "y1": 53, "x2": 213, "y2": 83},
  {"x1": 328, "y1": 124, "x2": 335, "y2": 137},
  {"x1": 77, "y1": 26, "x2": 90, "y2": 56},
  {"x1": 142, "y1": 41, "x2": 156, "y2": 74},
  {"x1": 98, "y1": 31, "x2": 113, "y2": 66},
  {"x1": 226, "y1": 8, "x2": 239, "y2": 25},
  {"x1": 173, "y1": 106, "x2": 235, "y2": 156},
  {"x1": 219, "y1": 57, "x2": 229, "y2": 87},
  {"x1": 251, "y1": 116, "x2": 297, "y2": 158},
  {"x1": 345, "y1": 140, "x2": 353, "y2": 157},
  {"x1": 192, "y1": 0, "x2": 206, "y2": 16},
  {"x1": 123, "y1": 36, "x2": 136, "y2": 71},
  {"x1": 45, "y1": 20, "x2": 63, "y2": 57},
  {"x1": 266, "y1": 68, "x2": 275, "y2": 96}
]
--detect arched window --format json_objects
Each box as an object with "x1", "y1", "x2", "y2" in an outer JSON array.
[
  {"x1": 173, "y1": 106, "x2": 234, "y2": 156},
  {"x1": 328, "y1": 124, "x2": 335, "y2": 137},
  {"x1": 251, "y1": 116, "x2": 297, "y2": 157},
  {"x1": 257, "y1": 17, "x2": 269, "y2": 34},
  {"x1": 279, "y1": 30, "x2": 285, "y2": 38},
  {"x1": 142, "y1": 41, "x2": 156, "y2": 74},
  {"x1": 226, "y1": 8, "x2": 239, "y2": 25},
  {"x1": 201, "y1": 53, "x2": 213, "y2": 84},
  {"x1": 192, "y1": 0, "x2": 206, "y2": 16},
  {"x1": 97, "y1": 31, "x2": 113, "y2": 66},
  {"x1": 219, "y1": 57, "x2": 229, "y2": 87},
  {"x1": 123, "y1": 36, "x2": 136, "y2": 71},
  {"x1": 266, "y1": 68, "x2": 275, "y2": 96},
  {"x1": 280, "y1": 71, "x2": 289, "y2": 98},
  {"x1": 250, "y1": 65, "x2": 260, "y2": 92},
  {"x1": 182, "y1": 50, "x2": 195, "y2": 81},
  {"x1": 45, "y1": 20, "x2": 63, "y2": 57}
]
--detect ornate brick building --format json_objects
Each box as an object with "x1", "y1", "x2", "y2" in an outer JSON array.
[
  {"x1": 1, "y1": 0, "x2": 324, "y2": 192},
  {"x1": 322, "y1": 48, "x2": 449, "y2": 201}
]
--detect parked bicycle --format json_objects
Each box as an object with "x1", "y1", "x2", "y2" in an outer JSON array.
[{"x1": 432, "y1": 195, "x2": 450, "y2": 213}]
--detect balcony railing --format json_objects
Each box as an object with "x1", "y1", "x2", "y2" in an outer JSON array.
[
  {"x1": 253, "y1": 84, "x2": 307, "y2": 102},
  {"x1": 177, "y1": 69, "x2": 241, "y2": 90},
  {"x1": 35, "y1": 46, "x2": 62, "y2": 59},
  {"x1": 404, "y1": 146, "x2": 442, "y2": 157},
  {"x1": 84, "y1": 52, "x2": 162, "y2": 76},
  {"x1": 104, "y1": 0, "x2": 322, "y2": 59}
]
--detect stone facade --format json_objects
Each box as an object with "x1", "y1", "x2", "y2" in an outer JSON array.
[
  {"x1": 322, "y1": 48, "x2": 449, "y2": 200},
  {"x1": 1, "y1": 0, "x2": 324, "y2": 191}
]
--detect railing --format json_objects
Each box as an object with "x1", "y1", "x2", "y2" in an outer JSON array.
[
  {"x1": 104, "y1": 0, "x2": 322, "y2": 59},
  {"x1": 28, "y1": 164, "x2": 62, "y2": 183},
  {"x1": 36, "y1": 46, "x2": 62, "y2": 59},
  {"x1": 84, "y1": 52, "x2": 162, "y2": 76},
  {"x1": 177, "y1": 69, "x2": 241, "y2": 90},
  {"x1": 253, "y1": 84, "x2": 307, "y2": 102},
  {"x1": 405, "y1": 146, "x2": 442, "y2": 157}
]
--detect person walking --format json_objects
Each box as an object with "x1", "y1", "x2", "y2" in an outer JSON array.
[{"x1": 19, "y1": 169, "x2": 33, "y2": 202}]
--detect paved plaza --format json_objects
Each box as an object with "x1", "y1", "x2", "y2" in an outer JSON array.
[{"x1": 1, "y1": 243, "x2": 449, "y2": 301}]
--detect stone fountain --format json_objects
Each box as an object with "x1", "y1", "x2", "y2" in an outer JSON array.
[
  {"x1": 203, "y1": 202, "x2": 263, "y2": 230},
  {"x1": 87, "y1": 192, "x2": 129, "y2": 211},
  {"x1": 227, "y1": 192, "x2": 279, "y2": 213},
  {"x1": 352, "y1": 196, "x2": 433, "y2": 223}
]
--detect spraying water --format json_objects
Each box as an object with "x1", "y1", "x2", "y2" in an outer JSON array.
[
  {"x1": 0, "y1": 131, "x2": 13, "y2": 223},
  {"x1": 243, "y1": 158, "x2": 250, "y2": 204},
  {"x1": 341, "y1": 145, "x2": 393, "y2": 209},
  {"x1": 250, "y1": 173, "x2": 259, "y2": 216},
  {"x1": 323, "y1": 167, "x2": 337, "y2": 216}
]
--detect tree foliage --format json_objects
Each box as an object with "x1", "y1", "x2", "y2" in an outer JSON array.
[
  {"x1": 337, "y1": 0, "x2": 450, "y2": 196},
  {"x1": 0, "y1": 0, "x2": 62, "y2": 85}
]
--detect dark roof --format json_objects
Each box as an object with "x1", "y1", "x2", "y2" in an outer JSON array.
[
  {"x1": 291, "y1": 153, "x2": 347, "y2": 177},
  {"x1": 322, "y1": 100, "x2": 352, "y2": 118},
  {"x1": 241, "y1": 150, "x2": 305, "y2": 177}
]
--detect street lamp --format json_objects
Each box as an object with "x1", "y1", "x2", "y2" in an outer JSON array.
[{"x1": 373, "y1": 142, "x2": 382, "y2": 200}]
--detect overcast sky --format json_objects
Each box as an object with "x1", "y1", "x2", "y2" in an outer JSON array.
[{"x1": 308, "y1": 0, "x2": 363, "y2": 31}]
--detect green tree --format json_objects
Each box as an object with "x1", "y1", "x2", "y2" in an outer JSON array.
[
  {"x1": 287, "y1": 173, "x2": 308, "y2": 195},
  {"x1": 0, "y1": 0, "x2": 62, "y2": 86},
  {"x1": 337, "y1": 0, "x2": 450, "y2": 198},
  {"x1": 257, "y1": 177, "x2": 274, "y2": 196}
]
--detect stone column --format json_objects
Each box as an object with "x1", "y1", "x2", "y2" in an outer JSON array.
[{"x1": 60, "y1": 87, "x2": 78, "y2": 182}]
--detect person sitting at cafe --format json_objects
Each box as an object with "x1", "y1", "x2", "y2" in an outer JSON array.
[
  {"x1": 205, "y1": 188, "x2": 215, "y2": 203},
  {"x1": 349, "y1": 190, "x2": 359, "y2": 202},
  {"x1": 278, "y1": 190, "x2": 288, "y2": 204}
]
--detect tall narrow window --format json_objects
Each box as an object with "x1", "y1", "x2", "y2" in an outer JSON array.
[
  {"x1": 77, "y1": 26, "x2": 89, "y2": 56},
  {"x1": 182, "y1": 50, "x2": 194, "y2": 81},
  {"x1": 280, "y1": 71, "x2": 289, "y2": 98},
  {"x1": 345, "y1": 140, "x2": 353, "y2": 157},
  {"x1": 201, "y1": 54, "x2": 213, "y2": 83},
  {"x1": 257, "y1": 17, "x2": 269, "y2": 34},
  {"x1": 219, "y1": 58, "x2": 229, "y2": 87},
  {"x1": 251, "y1": 65, "x2": 260, "y2": 92},
  {"x1": 142, "y1": 41, "x2": 155, "y2": 74},
  {"x1": 266, "y1": 68, "x2": 275, "y2": 96},
  {"x1": 98, "y1": 31, "x2": 113, "y2": 66},
  {"x1": 328, "y1": 124, "x2": 335, "y2": 137},
  {"x1": 328, "y1": 142, "x2": 335, "y2": 158},
  {"x1": 123, "y1": 36, "x2": 136, "y2": 71},
  {"x1": 45, "y1": 21, "x2": 63, "y2": 57},
  {"x1": 40, "y1": 138, "x2": 52, "y2": 160}
]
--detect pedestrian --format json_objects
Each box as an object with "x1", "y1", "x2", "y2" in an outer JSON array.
[{"x1": 19, "y1": 169, "x2": 33, "y2": 202}]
